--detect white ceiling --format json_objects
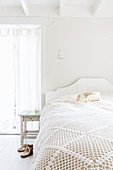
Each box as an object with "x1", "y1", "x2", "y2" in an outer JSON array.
[
  {"x1": 0, "y1": 0, "x2": 113, "y2": 17},
  {"x1": 1, "y1": 0, "x2": 21, "y2": 7},
  {"x1": 65, "y1": 0, "x2": 96, "y2": 7},
  {"x1": 29, "y1": 0, "x2": 59, "y2": 7}
]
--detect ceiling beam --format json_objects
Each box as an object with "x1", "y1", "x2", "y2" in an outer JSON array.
[
  {"x1": 20, "y1": 0, "x2": 30, "y2": 16},
  {"x1": 59, "y1": 0, "x2": 65, "y2": 16},
  {"x1": 93, "y1": 0, "x2": 106, "y2": 16}
]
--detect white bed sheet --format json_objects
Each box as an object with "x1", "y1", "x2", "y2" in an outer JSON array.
[{"x1": 32, "y1": 94, "x2": 113, "y2": 170}]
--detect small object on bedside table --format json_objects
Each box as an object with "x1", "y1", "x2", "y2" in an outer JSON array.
[
  {"x1": 35, "y1": 109, "x2": 39, "y2": 113},
  {"x1": 18, "y1": 110, "x2": 41, "y2": 145}
]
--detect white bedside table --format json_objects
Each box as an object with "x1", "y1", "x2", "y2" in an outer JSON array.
[{"x1": 19, "y1": 110, "x2": 41, "y2": 145}]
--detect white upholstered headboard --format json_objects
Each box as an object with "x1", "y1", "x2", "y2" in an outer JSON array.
[{"x1": 46, "y1": 78, "x2": 113, "y2": 104}]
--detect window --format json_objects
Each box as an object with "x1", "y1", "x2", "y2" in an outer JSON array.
[{"x1": 0, "y1": 26, "x2": 41, "y2": 134}]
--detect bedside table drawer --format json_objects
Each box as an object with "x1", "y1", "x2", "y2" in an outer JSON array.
[{"x1": 23, "y1": 116, "x2": 39, "y2": 121}]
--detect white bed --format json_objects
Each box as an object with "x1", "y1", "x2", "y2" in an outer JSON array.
[{"x1": 32, "y1": 78, "x2": 113, "y2": 170}]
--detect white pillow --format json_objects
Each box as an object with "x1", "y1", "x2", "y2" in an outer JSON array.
[
  {"x1": 52, "y1": 94, "x2": 78, "y2": 103},
  {"x1": 78, "y1": 92, "x2": 101, "y2": 102}
]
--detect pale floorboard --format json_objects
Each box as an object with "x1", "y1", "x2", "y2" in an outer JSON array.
[{"x1": 0, "y1": 135, "x2": 35, "y2": 170}]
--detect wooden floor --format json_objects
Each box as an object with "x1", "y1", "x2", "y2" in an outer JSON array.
[{"x1": 0, "y1": 135, "x2": 35, "y2": 170}]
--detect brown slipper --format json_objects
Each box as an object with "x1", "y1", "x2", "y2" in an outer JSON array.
[
  {"x1": 17, "y1": 144, "x2": 33, "y2": 152},
  {"x1": 20, "y1": 146, "x2": 33, "y2": 158}
]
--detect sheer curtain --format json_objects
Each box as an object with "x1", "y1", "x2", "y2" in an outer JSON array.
[
  {"x1": 0, "y1": 36, "x2": 14, "y2": 121},
  {"x1": 0, "y1": 36, "x2": 14, "y2": 133},
  {"x1": 16, "y1": 30, "x2": 41, "y2": 114},
  {"x1": 0, "y1": 28, "x2": 41, "y2": 133}
]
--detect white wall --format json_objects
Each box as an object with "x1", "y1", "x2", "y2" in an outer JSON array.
[{"x1": 46, "y1": 18, "x2": 113, "y2": 91}]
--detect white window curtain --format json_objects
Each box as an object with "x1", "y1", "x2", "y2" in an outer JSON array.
[
  {"x1": 0, "y1": 36, "x2": 14, "y2": 123},
  {"x1": 0, "y1": 28, "x2": 41, "y2": 133},
  {"x1": 15, "y1": 29, "x2": 41, "y2": 114}
]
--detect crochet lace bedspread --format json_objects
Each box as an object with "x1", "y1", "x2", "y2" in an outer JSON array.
[{"x1": 32, "y1": 96, "x2": 113, "y2": 170}]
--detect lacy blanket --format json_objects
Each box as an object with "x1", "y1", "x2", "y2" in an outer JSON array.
[{"x1": 32, "y1": 95, "x2": 113, "y2": 170}]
